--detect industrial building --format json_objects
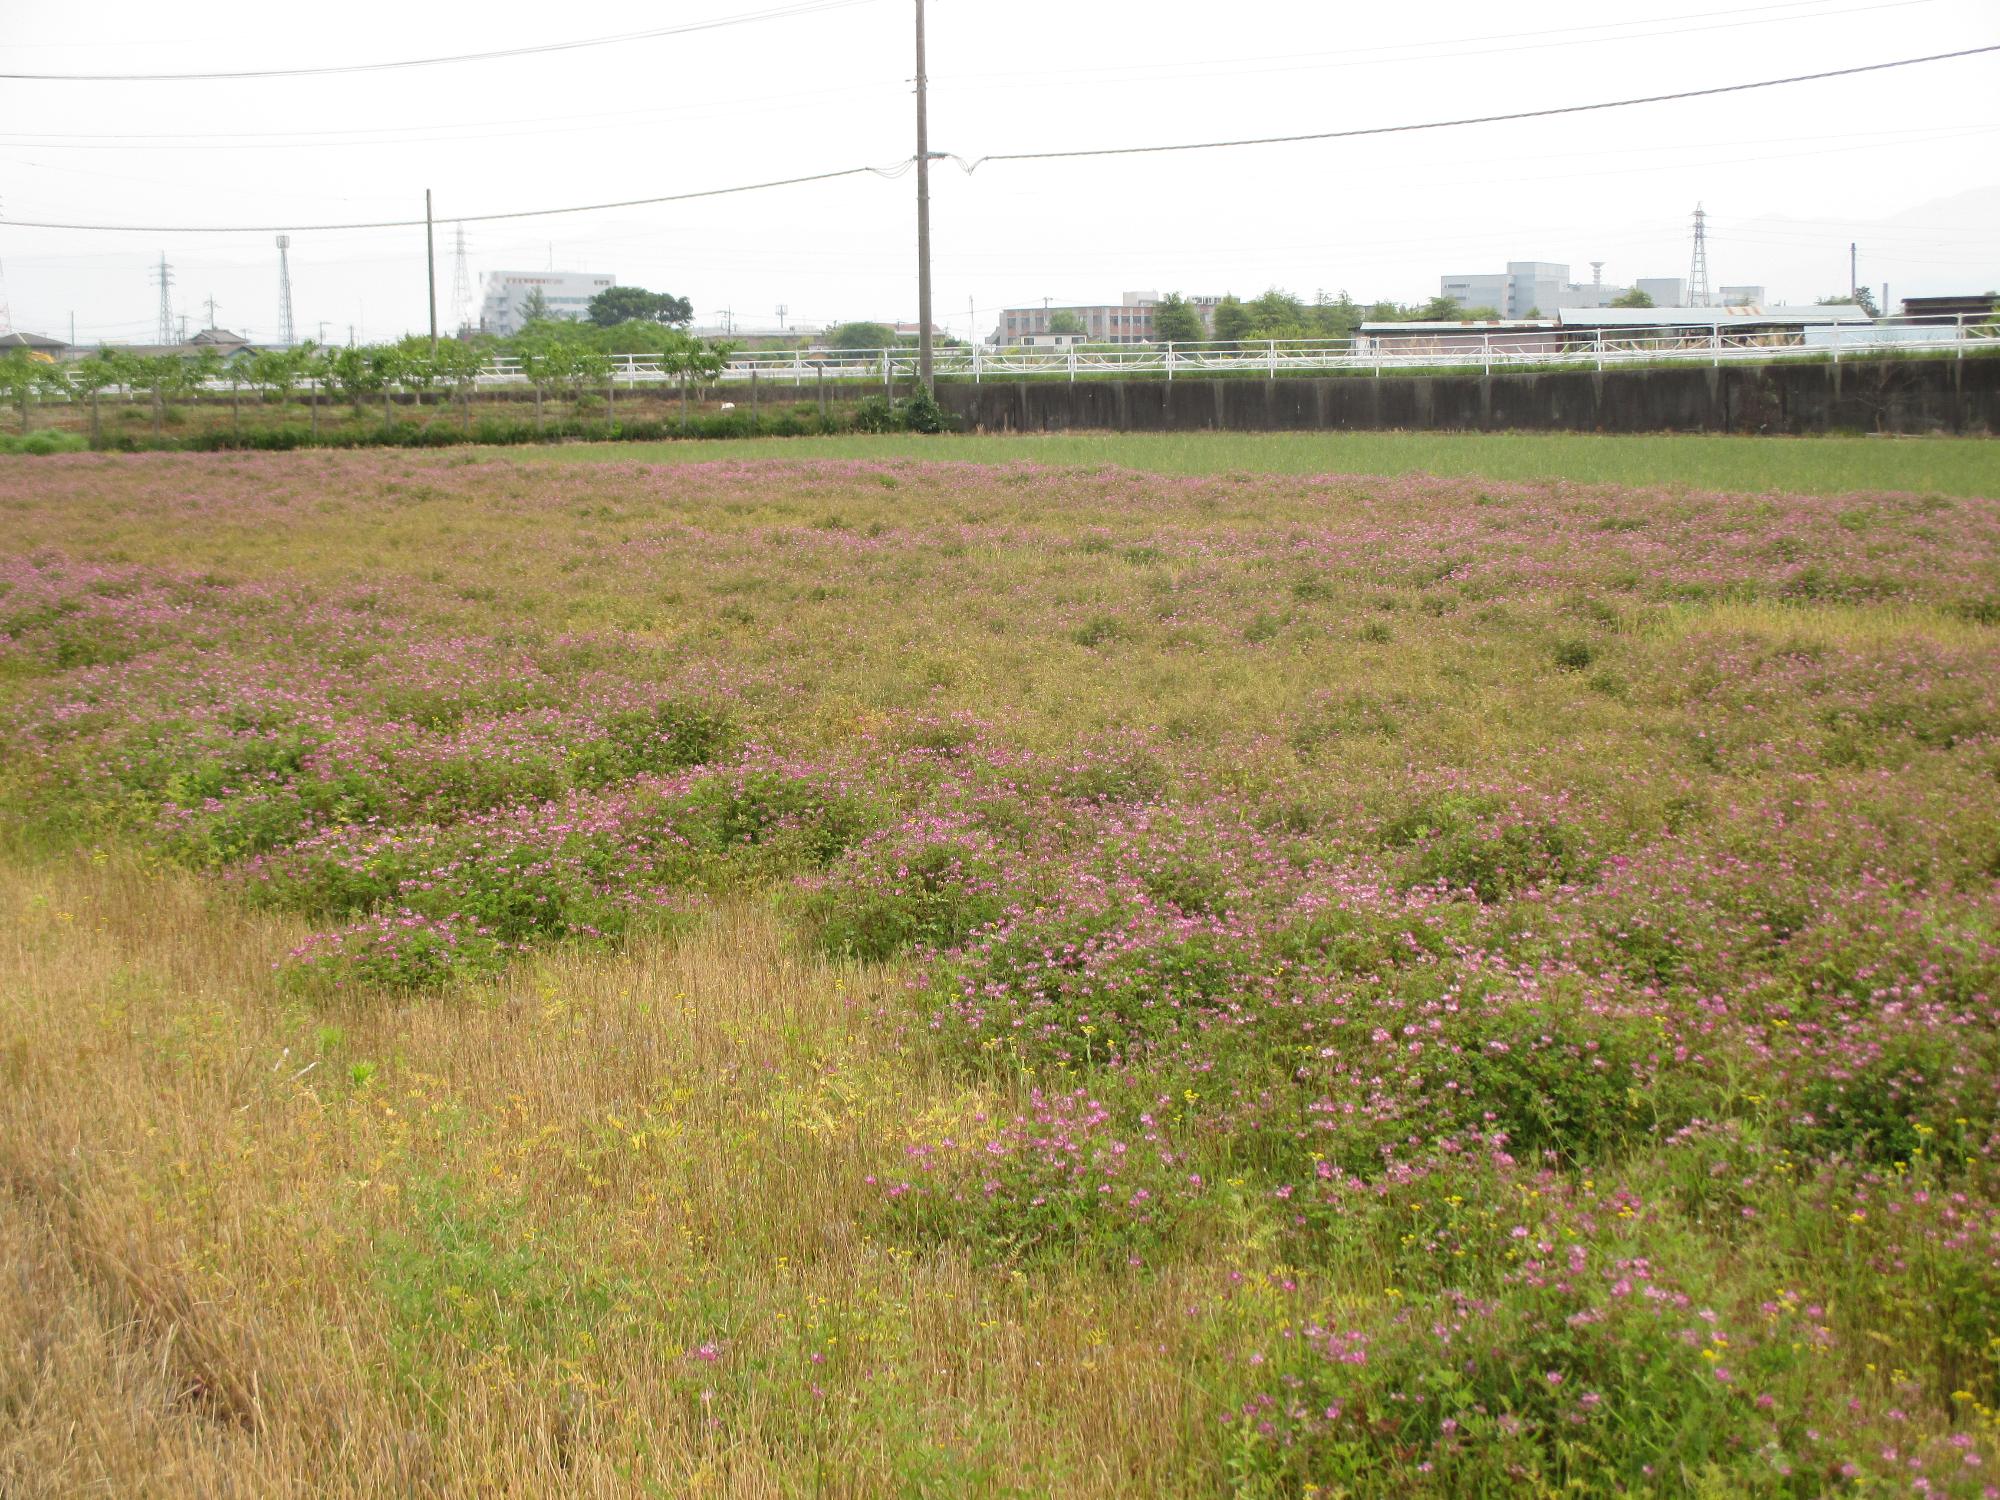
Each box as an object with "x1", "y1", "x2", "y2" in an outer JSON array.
[
  {"x1": 480, "y1": 269, "x2": 615, "y2": 336},
  {"x1": 1439, "y1": 263, "x2": 1584, "y2": 319},
  {"x1": 1359, "y1": 302, "x2": 1873, "y2": 355},
  {"x1": 996, "y1": 291, "x2": 1219, "y2": 346},
  {"x1": 1439, "y1": 263, "x2": 1761, "y2": 316}
]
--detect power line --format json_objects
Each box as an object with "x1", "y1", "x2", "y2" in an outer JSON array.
[
  {"x1": 942, "y1": 0, "x2": 1940, "y2": 86},
  {"x1": 0, "y1": 0, "x2": 878, "y2": 82},
  {"x1": 3, "y1": 46, "x2": 1991, "y2": 236},
  {"x1": 0, "y1": 163, "x2": 909, "y2": 234},
  {"x1": 956, "y1": 44, "x2": 2000, "y2": 170}
]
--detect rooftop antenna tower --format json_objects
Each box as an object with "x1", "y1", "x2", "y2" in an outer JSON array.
[
  {"x1": 450, "y1": 224, "x2": 472, "y2": 334},
  {"x1": 275, "y1": 235, "x2": 295, "y2": 346},
  {"x1": 153, "y1": 254, "x2": 176, "y2": 345},
  {"x1": 1688, "y1": 203, "x2": 1711, "y2": 308},
  {"x1": 1590, "y1": 261, "x2": 1604, "y2": 287}
]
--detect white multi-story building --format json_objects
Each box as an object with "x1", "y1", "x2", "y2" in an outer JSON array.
[
  {"x1": 1441, "y1": 262, "x2": 1570, "y2": 318},
  {"x1": 480, "y1": 269, "x2": 616, "y2": 335}
]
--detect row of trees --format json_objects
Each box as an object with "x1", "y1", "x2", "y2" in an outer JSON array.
[
  {"x1": 0, "y1": 322, "x2": 728, "y2": 414},
  {"x1": 1145, "y1": 286, "x2": 1654, "y2": 345}
]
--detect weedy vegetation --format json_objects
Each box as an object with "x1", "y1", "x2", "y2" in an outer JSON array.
[{"x1": 2, "y1": 442, "x2": 1998, "y2": 1495}]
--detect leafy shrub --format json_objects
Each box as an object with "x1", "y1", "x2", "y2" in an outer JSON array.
[
  {"x1": 806, "y1": 819, "x2": 1011, "y2": 961},
  {"x1": 1383, "y1": 793, "x2": 1596, "y2": 901},
  {"x1": 0, "y1": 429, "x2": 88, "y2": 455},
  {"x1": 288, "y1": 910, "x2": 513, "y2": 989},
  {"x1": 570, "y1": 699, "x2": 737, "y2": 787},
  {"x1": 1553, "y1": 637, "x2": 1596, "y2": 672}
]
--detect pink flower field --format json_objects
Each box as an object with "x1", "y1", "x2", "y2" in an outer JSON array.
[{"x1": 2, "y1": 446, "x2": 1997, "y2": 1495}]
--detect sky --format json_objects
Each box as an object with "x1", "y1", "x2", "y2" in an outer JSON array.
[{"x1": 1, "y1": 0, "x2": 1995, "y2": 347}]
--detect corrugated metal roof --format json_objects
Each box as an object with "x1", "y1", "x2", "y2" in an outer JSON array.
[
  {"x1": 1556, "y1": 305, "x2": 1874, "y2": 328},
  {"x1": 1358, "y1": 320, "x2": 1559, "y2": 332}
]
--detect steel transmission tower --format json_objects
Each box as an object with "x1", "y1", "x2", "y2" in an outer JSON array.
[
  {"x1": 153, "y1": 254, "x2": 176, "y2": 345},
  {"x1": 450, "y1": 224, "x2": 472, "y2": 334},
  {"x1": 1687, "y1": 203, "x2": 1711, "y2": 308},
  {"x1": 275, "y1": 235, "x2": 295, "y2": 346}
]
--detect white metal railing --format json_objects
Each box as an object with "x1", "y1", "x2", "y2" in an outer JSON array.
[
  {"x1": 30, "y1": 314, "x2": 1996, "y2": 400},
  {"x1": 467, "y1": 313, "x2": 1998, "y2": 387}
]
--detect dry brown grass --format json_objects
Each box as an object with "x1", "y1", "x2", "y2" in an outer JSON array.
[{"x1": 0, "y1": 852, "x2": 1236, "y2": 1496}]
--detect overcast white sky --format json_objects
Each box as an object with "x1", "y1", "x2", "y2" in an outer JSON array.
[{"x1": 2, "y1": 0, "x2": 1995, "y2": 345}]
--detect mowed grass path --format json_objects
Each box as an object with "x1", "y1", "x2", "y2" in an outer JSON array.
[{"x1": 526, "y1": 427, "x2": 2000, "y2": 497}]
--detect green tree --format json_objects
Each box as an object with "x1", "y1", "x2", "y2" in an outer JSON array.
[
  {"x1": 1211, "y1": 295, "x2": 1253, "y2": 344},
  {"x1": 0, "y1": 352, "x2": 51, "y2": 432},
  {"x1": 517, "y1": 327, "x2": 612, "y2": 408},
  {"x1": 1610, "y1": 288, "x2": 1655, "y2": 309},
  {"x1": 587, "y1": 286, "x2": 694, "y2": 328},
  {"x1": 235, "y1": 341, "x2": 319, "y2": 402},
  {"x1": 654, "y1": 329, "x2": 727, "y2": 428},
  {"x1": 318, "y1": 345, "x2": 394, "y2": 412},
  {"x1": 519, "y1": 287, "x2": 552, "y2": 326},
  {"x1": 1416, "y1": 295, "x2": 1465, "y2": 322},
  {"x1": 1817, "y1": 289, "x2": 1881, "y2": 317},
  {"x1": 1308, "y1": 290, "x2": 1362, "y2": 341},
  {"x1": 1245, "y1": 288, "x2": 1308, "y2": 339},
  {"x1": 825, "y1": 321, "x2": 896, "y2": 351},
  {"x1": 1047, "y1": 310, "x2": 1087, "y2": 336},
  {"x1": 429, "y1": 339, "x2": 487, "y2": 401},
  {"x1": 1152, "y1": 292, "x2": 1205, "y2": 343}
]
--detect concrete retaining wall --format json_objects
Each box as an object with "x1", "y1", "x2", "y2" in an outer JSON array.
[{"x1": 934, "y1": 357, "x2": 2000, "y2": 436}]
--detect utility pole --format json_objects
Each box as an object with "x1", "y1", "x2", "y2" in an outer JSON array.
[
  {"x1": 276, "y1": 235, "x2": 295, "y2": 347},
  {"x1": 1849, "y1": 241, "x2": 1858, "y2": 301},
  {"x1": 202, "y1": 294, "x2": 220, "y2": 328},
  {"x1": 914, "y1": 0, "x2": 934, "y2": 391},
  {"x1": 426, "y1": 189, "x2": 439, "y2": 356}
]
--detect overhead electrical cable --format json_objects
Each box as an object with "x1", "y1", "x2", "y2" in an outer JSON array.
[
  {"x1": 940, "y1": 0, "x2": 1942, "y2": 85},
  {"x1": 955, "y1": 44, "x2": 2000, "y2": 170},
  {"x1": 4, "y1": 45, "x2": 1991, "y2": 234},
  {"x1": 0, "y1": 0, "x2": 877, "y2": 82},
  {"x1": 1, "y1": 164, "x2": 909, "y2": 233}
]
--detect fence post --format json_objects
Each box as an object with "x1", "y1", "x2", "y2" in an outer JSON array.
[
  {"x1": 1594, "y1": 332, "x2": 1604, "y2": 371},
  {"x1": 1068, "y1": 343, "x2": 1077, "y2": 384},
  {"x1": 1166, "y1": 342, "x2": 1175, "y2": 382},
  {"x1": 1482, "y1": 332, "x2": 1492, "y2": 377},
  {"x1": 1956, "y1": 312, "x2": 1965, "y2": 360},
  {"x1": 1711, "y1": 324, "x2": 1721, "y2": 368},
  {"x1": 972, "y1": 344, "x2": 982, "y2": 384},
  {"x1": 882, "y1": 348, "x2": 892, "y2": 397},
  {"x1": 1831, "y1": 321, "x2": 1840, "y2": 365},
  {"x1": 1268, "y1": 339, "x2": 1277, "y2": 379}
]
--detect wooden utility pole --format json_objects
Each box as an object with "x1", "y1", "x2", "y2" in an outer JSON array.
[{"x1": 914, "y1": 0, "x2": 934, "y2": 392}]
